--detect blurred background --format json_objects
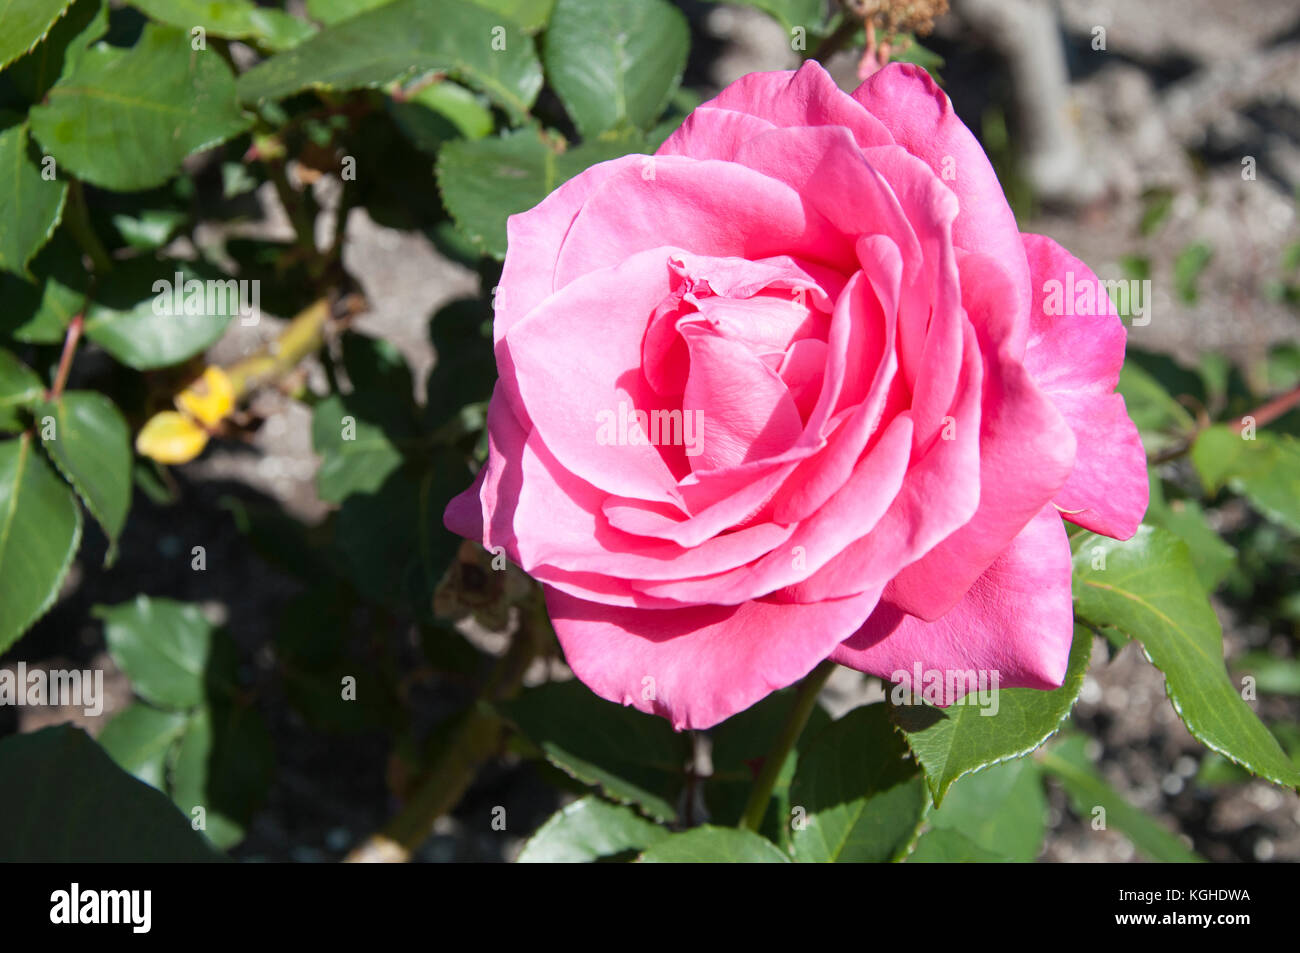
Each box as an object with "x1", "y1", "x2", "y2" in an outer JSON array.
[{"x1": 2, "y1": 0, "x2": 1298, "y2": 862}]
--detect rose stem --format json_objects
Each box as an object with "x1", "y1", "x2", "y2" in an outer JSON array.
[{"x1": 737, "y1": 659, "x2": 837, "y2": 833}]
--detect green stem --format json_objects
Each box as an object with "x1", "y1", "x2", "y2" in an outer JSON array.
[
  {"x1": 343, "y1": 590, "x2": 550, "y2": 862},
  {"x1": 267, "y1": 159, "x2": 317, "y2": 254},
  {"x1": 64, "y1": 179, "x2": 113, "y2": 274},
  {"x1": 224, "y1": 297, "x2": 332, "y2": 397},
  {"x1": 810, "y1": 3, "x2": 863, "y2": 62},
  {"x1": 738, "y1": 660, "x2": 836, "y2": 833}
]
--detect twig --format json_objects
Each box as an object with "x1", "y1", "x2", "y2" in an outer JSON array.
[{"x1": 46, "y1": 313, "x2": 84, "y2": 400}]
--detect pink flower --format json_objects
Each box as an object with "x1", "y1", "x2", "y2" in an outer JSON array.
[{"x1": 445, "y1": 61, "x2": 1147, "y2": 730}]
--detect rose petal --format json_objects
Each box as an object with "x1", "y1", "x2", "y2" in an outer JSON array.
[
  {"x1": 885, "y1": 353, "x2": 1076, "y2": 621},
  {"x1": 676, "y1": 60, "x2": 893, "y2": 153},
  {"x1": 546, "y1": 584, "x2": 883, "y2": 730},
  {"x1": 831, "y1": 506, "x2": 1075, "y2": 698},
  {"x1": 852, "y1": 63, "x2": 1031, "y2": 356},
  {"x1": 1022, "y1": 233, "x2": 1148, "y2": 538},
  {"x1": 679, "y1": 321, "x2": 806, "y2": 471},
  {"x1": 505, "y1": 246, "x2": 690, "y2": 505},
  {"x1": 554, "y1": 156, "x2": 857, "y2": 288}
]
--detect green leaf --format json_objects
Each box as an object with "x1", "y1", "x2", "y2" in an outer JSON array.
[
  {"x1": 1040, "y1": 734, "x2": 1202, "y2": 862},
  {"x1": 1143, "y1": 473, "x2": 1236, "y2": 591},
  {"x1": 543, "y1": 0, "x2": 688, "y2": 138},
  {"x1": 390, "y1": 80, "x2": 494, "y2": 153},
  {"x1": 98, "y1": 702, "x2": 189, "y2": 789},
  {"x1": 238, "y1": 0, "x2": 543, "y2": 125},
  {"x1": 638, "y1": 825, "x2": 790, "y2": 863},
  {"x1": 29, "y1": 23, "x2": 249, "y2": 192},
  {"x1": 0, "y1": 434, "x2": 81, "y2": 653},
  {"x1": 95, "y1": 596, "x2": 235, "y2": 710},
  {"x1": 305, "y1": 0, "x2": 392, "y2": 25},
  {"x1": 788, "y1": 702, "x2": 928, "y2": 862},
  {"x1": 0, "y1": 349, "x2": 44, "y2": 432},
  {"x1": 169, "y1": 698, "x2": 274, "y2": 849},
  {"x1": 0, "y1": 0, "x2": 108, "y2": 105},
  {"x1": 1117, "y1": 361, "x2": 1195, "y2": 453},
  {"x1": 437, "y1": 127, "x2": 647, "y2": 258},
  {"x1": 309, "y1": 0, "x2": 551, "y2": 32},
  {"x1": 0, "y1": 119, "x2": 66, "y2": 277},
  {"x1": 1199, "y1": 724, "x2": 1300, "y2": 785},
  {"x1": 0, "y1": 725, "x2": 220, "y2": 861},
  {"x1": 925, "y1": 757, "x2": 1046, "y2": 862},
  {"x1": 129, "y1": 0, "x2": 316, "y2": 51},
  {"x1": 111, "y1": 208, "x2": 188, "y2": 251},
  {"x1": 517, "y1": 795, "x2": 669, "y2": 862},
  {"x1": 1173, "y1": 242, "x2": 1213, "y2": 304},
  {"x1": 1072, "y1": 526, "x2": 1300, "y2": 789},
  {"x1": 82, "y1": 259, "x2": 232, "y2": 370},
  {"x1": 501, "y1": 679, "x2": 691, "y2": 823},
  {"x1": 1192, "y1": 425, "x2": 1300, "y2": 534},
  {"x1": 34, "y1": 390, "x2": 131, "y2": 552},
  {"x1": 699, "y1": 0, "x2": 829, "y2": 36},
  {"x1": 332, "y1": 457, "x2": 461, "y2": 616},
  {"x1": 891, "y1": 624, "x2": 1092, "y2": 805},
  {"x1": 311, "y1": 394, "x2": 404, "y2": 503},
  {"x1": 0, "y1": 0, "x2": 73, "y2": 71},
  {"x1": 469, "y1": 0, "x2": 554, "y2": 32},
  {"x1": 1233, "y1": 651, "x2": 1300, "y2": 696},
  {"x1": 907, "y1": 827, "x2": 1010, "y2": 862},
  {"x1": 0, "y1": 231, "x2": 85, "y2": 344}
]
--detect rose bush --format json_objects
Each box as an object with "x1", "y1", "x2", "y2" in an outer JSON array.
[{"x1": 446, "y1": 60, "x2": 1148, "y2": 730}]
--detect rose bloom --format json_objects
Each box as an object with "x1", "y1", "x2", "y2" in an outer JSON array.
[{"x1": 445, "y1": 61, "x2": 1147, "y2": 729}]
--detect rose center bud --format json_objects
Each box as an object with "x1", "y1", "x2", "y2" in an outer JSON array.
[{"x1": 640, "y1": 255, "x2": 838, "y2": 474}]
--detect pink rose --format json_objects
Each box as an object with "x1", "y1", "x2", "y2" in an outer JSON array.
[{"x1": 445, "y1": 61, "x2": 1148, "y2": 730}]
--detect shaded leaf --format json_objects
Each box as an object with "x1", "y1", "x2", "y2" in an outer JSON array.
[
  {"x1": 501, "y1": 679, "x2": 691, "y2": 823},
  {"x1": 790, "y1": 703, "x2": 928, "y2": 862},
  {"x1": 0, "y1": 349, "x2": 44, "y2": 432},
  {"x1": 0, "y1": 725, "x2": 220, "y2": 861},
  {"x1": 169, "y1": 699, "x2": 274, "y2": 849},
  {"x1": 1040, "y1": 734, "x2": 1202, "y2": 862},
  {"x1": 98, "y1": 702, "x2": 189, "y2": 789},
  {"x1": 925, "y1": 757, "x2": 1046, "y2": 862}
]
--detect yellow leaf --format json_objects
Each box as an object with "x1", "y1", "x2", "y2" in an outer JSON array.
[
  {"x1": 136, "y1": 411, "x2": 209, "y2": 465},
  {"x1": 175, "y1": 366, "x2": 235, "y2": 428}
]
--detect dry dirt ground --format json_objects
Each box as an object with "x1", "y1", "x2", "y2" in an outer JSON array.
[{"x1": 4, "y1": 0, "x2": 1298, "y2": 862}]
